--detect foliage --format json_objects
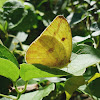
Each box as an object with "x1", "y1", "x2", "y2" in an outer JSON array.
[{"x1": 0, "y1": 0, "x2": 100, "y2": 100}]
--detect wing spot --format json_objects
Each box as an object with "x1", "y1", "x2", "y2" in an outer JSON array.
[
  {"x1": 61, "y1": 37, "x2": 66, "y2": 41},
  {"x1": 48, "y1": 48, "x2": 54, "y2": 53},
  {"x1": 54, "y1": 32, "x2": 56, "y2": 35}
]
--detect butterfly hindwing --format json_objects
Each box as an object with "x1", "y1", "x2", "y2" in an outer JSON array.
[{"x1": 26, "y1": 15, "x2": 72, "y2": 68}]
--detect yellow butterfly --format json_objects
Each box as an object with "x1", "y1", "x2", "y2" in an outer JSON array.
[{"x1": 25, "y1": 15, "x2": 72, "y2": 68}]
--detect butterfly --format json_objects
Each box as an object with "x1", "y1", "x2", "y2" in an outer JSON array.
[{"x1": 25, "y1": 15, "x2": 72, "y2": 68}]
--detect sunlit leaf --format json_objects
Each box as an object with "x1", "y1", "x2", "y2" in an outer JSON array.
[
  {"x1": 0, "y1": 58, "x2": 19, "y2": 82},
  {"x1": 20, "y1": 63, "x2": 70, "y2": 81},
  {"x1": 0, "y1": 44, "x2": 19, "y2": 66}
]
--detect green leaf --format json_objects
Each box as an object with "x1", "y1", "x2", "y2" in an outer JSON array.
[
  {"x1": 0, "y1": 0, "x2": 7, "y2": 10},
  {"x1": 72, "y1": 36, "x2": 93, "y2": 44},
  {"x1": 10, "y1": 2, "x2": 37, "y2": 31},
  {"x1": 20, "y1": 63, "x2": 70, "y2": 81},
  {"x1": 16, "y1": 78, "x2": 38, "y2": 87},
  {"x1": 85, "y1": 78, "x2": 100, "y2": 99},
  {"x1": 83, "y1": 66, "x2": 98, "y2": 81},
  {"x1": 2, "y1": 0, "x2": 25, "y2": 30},
  {"x1": 0, "y1": 58, "x2": 19, "y2": 82},
  {"x1": 19, "y1": 83, "x2": 55, "y2": 100},
  {"x1": 84, "y1": 0, "x2": 91, "y2": 4},
  {"x1": 0, "y1": 0, "x2": 24, "y2": 10},
  {"x1": 64, "y1": 76, "x2": 85, "y2": 100},
  {"x1": 0, "y1": 97, "x2": 10, "y2": 100},
  {"x1": 67, "y1": 44, "x2": 100, "y2": 75},
  {"x1": 0, "y1": 11, "x2": 7, "y2": 33},
  {"x1": 67, "y1": 53, "x2": 100, "y2": 75},
  {"x1": 0, "y1": 44, "x2": 19, "y2": 67},
  {"x1": 0, "y1": 95, "x2": 16, "y2": 100},
  {"x1": 0, "y1": 24, "x2": 4, "y2": 32},
  {"x1": 67, "y1": 12, "x2": 85, "y2": 25},
  {"x1": 72, "y1": 44, "x2": 100, "y2": 54},
  {"x1": 44, "y1": 82, "x2": 65, "y2": 100},
  {"x1": 3, "y1": 0, "x2": 24, "y2": 22},
  {"x1": 72, "y1": 31, "x2": 100, "y2": 44},
  {"x1": 92, "y1": 30, "x2": 100, "y2": 37},
  {"x1": 2, "y1": 0, "x2": 37, "y2": 31}
]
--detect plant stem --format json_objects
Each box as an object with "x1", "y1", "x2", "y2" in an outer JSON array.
[
  {"x1": 17, "y1": 93, "x2": 22, "y2": 100},
  {"x1": 0, "y1": 93, "x2": 16, "y2": 100},
  {"x1": 20, "y1": 81, "x2": 28, "y2": 94},
  {"x1": 13, "y1": 81, "x2": 28, "y2": 100}
]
